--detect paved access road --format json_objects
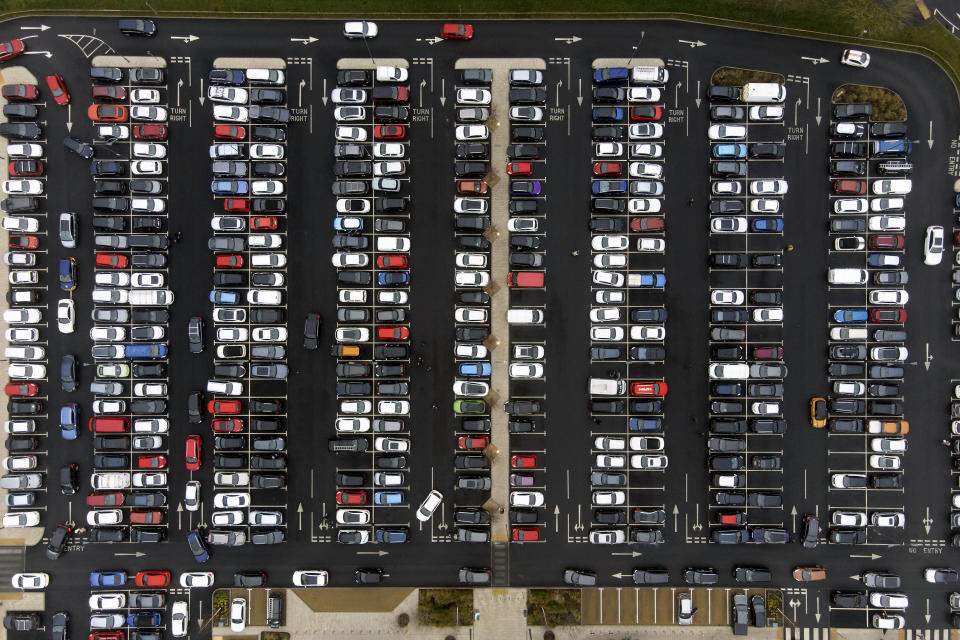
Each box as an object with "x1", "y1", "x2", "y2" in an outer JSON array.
[{"x1": 1, "y1": 14, "x2": 959, "y2": 637}]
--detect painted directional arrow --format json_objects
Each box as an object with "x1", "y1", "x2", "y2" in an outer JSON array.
[
  {"x1": 678, "y1": 39, "x2": 706, "y2": 47},
  {"x1": 929, "y1": 120, "x2": 935, "y2": 149},
  {"x1": 923, "y1": 506, "x2": 933, "y2": 534},
  {"x1": 357, "y1": 550, "x2": 389, "y2": 556},
  {"x1": 114, "y1": 551, "x2": 146, "y2": 557},
  {"x1": 24, "y1": 51, "x2": 52, "y2": 58},
  {"x1": 611, "y1": 551, "x2": 643, "y2": 557},
  {"x1": 554, "y1": 36, "x2": 582, "y2": 44},
  {"x1": 416, "y1": 36, "x2": 443, "y2": 45},
  {"x1": 20, "y1": 24, "x2": 50, "y2": 31},
  {"x1": 801, "y1": 56, "x2": 829, "y2": 64},
  {"x1": 65, "y1": 104, "x2": 72, "y2": 132},
  {"x1": 290, "y1": 36, "x2": 318, "y2": 44},
  {"x1": 849, "y1": 553, "x2": 881, "y2": 559},
  {"x1": 611, "y1": 572, "x2": 628, "y2": 579},
  {"x1": 925, "y1": 343, "x2": 933, "y2": 371},
  {"x1": 815, "y1": 97, "x2": 822, "y2": 126},
  {"x1": 170, "y1": 35, "x2": 199, "y2": 43},
  {"x1": 554, "y1": 505, "x2": 560, "y2": 533}
]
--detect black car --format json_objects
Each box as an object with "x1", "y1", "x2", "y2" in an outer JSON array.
[
  {"x1": 707, "y1": 85, "x2": 742, "y2": 101},
  {"x1": 455, "y1": 215, "x2": 490, "y2": 231},
  {"x1": 829, "y1": 528, "x2": 867, "y2": 544},
  {"x1": 3, "y1": 613, "x2": 39, "y2": 631},
  {"x1": 46, "y1": 523, "x2": 71, "y2": 560},
  {"x1": 588, "y1": 217, "x2": 626, "y2": 233},
  {"x1": 0, "y1": 122, "x2": 41, "y2": 140},
  {"x1": 711, "y1": 419, "x2": 747, "y2": 434},
  {"x1": 593, "y1": 87, "x2": 625, "y2": 102},
  {"x1": 504, "y1": 400, "x2": 542, "y2": 415},
  {"x1": 594, "y1": 509, "x2": 625, "y2": 524},
  {"x1": 711, "y1": 252, "x2": 747, "y2": 268},
  {"x1": 460, "y1": 69, "x2": 492, "y2": 84},
  {"x1": 507, "y1": 144, "x2": 542, "y2": 159},
  {"x1": 830, "y1": 141, "x2": 867, "y2": 157},
  {"x1": 456, "y1": 143, "x2": 488, "y2": 159},
  {"x1": 833, "y1": 103, "x2": 873, "y2": 120},
  {"x1": 3, "y1": 104, "x2": 37, "y2": 120},
  {"x1": 1, "y1": 197, "x2": 39, "y2": 213},
  {"x1": 752, "y1": 253, "x2": 782, "y2": 268},
  {"x1": 709, "y1": 199, "x2": 745, "y2": 214},
  {"x1": 591, "y1": 126, "x2": 625, "y2": 141},
  {"x1": 871, "y1": 122, "x2": 907, "y2": 137},
  {"x1": 832, "y1": 591, "x2": 867, "y2": 608},
  {"x1": 748, "y1": 142, "x2": 785, "y2": 159},
  {"x1": 712, "y1": 161, "x2": 746, "y2": 177},
  {"x1": 337, "y1": 69, "x2": 369, "y2": 85},
  {"x1": 251, "y1": 88, "x2": 285, "y2": 104},
  {"x1": 871, "y1": 473, "x2": 903, "y2": 489},
  {"x1": 710, "y1": 105, "x2": 745, "y2": 120},
  {"x1": 235, "y1": 571, "x2": 267, "y2": 587},
  {"x1": 830, "y1": 159, "x2": 866, "y2": 175},
  {"x1": 710, "y1": 455, "x2": 744, "y2": 471},
  {"x1": 509, "y1": 88, "x2": 546, "y2": 104},
  {"x1": 734, "y1": 567, "x2": 771, "y2": 584},
  {"x1": 590, "y1": 347, "x2": 622, "y2": 361}
]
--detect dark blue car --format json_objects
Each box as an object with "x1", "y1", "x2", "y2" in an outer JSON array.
[
  {"x1": 593, "y1": 67, "x2": 629, "y2": 84},
  {"x1": 58, "y1": 258, "x2": 76, "y2": 291},
  {"x1": 629, "y1": 417, "x2": 663, "y2": 432},
  {"x1": 210, "y1": 180, "x2": 248, "y2": 195},
  {"x1": 377, "y1": 272, "x2": 409, "y2": 287},
  {"x1": 59, "y1": 404, "x2": 78, "y2": 440},
  {"x1": 127, "y1": 612, "x2": 162, "y2": 627},
  {"x1": 375, "y1": 527, "x2": 408, "y2": 543},
  {"x1": 592, "y1": 107, "x2": 623, "y2": 122},
  {"x1": 510, "y1": 180, "x2": 542, "y2": 196},
  {"x1": 592, "y1": 180, "x2": 627, "y2": 195},
  {"x1": 89, "y1": 571, "x2": 126, "y2": 587},
  {"x1": 187, "y1": 530, "x2": 209, "y2": 563}
]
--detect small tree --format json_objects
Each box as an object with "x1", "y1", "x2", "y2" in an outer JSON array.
[
  {"x1": 397, "y1": 613, "x2": 409, "y2": 627},
  {"x1": 544, "y1": 632, "x2": 555, "y2": 640}
]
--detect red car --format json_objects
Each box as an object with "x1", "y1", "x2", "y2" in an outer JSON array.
[
  {"x1": 212, "y1": 418, "x2": 243, "y2": 433},
  {"x1": 507, "y1": 162, "x2": 533, "y2": 176},
  {"x1": 89, "y1": 633, "x2": 125, "y2": 640},
  {"x1": 377, "y1": 255, "x2": 408, "y2": 269},
  {"x1": 223, "y1": 198, "x2": 249, "y2": 212},
  {"x1": 95, "y1": 253, "x2": 129, "y2": 269},
  {"x1": 10, "y1": 235, "x2": 39, "y2": 250},
  {"x1": 87, "y1": 104, "x2": 128, "y2": 122},
  {"x1": 134, "y1": 571, "x2": 170, "y2": 588},
  {"x1": 1, "y1": 84, "x2": 38, "y2": 101},
  {"x1": 137, "y1": 454, "x2": 167, "y2": 469},
  {"x1": 377, "y1": 326, "x2": 409, "y2": 341},
  {"x1": 250, "y1": 216, "x2": 277, "y2": 230},
  {"x1": 336, "y1": 490, "x2": 367, "y2": 505},
  {"x1": 9, "y1": 160, "x2": 42, "y2": 177},
  {"x1": 7, "y1": 160, "x2": 43, "y2": 178},
  {"x1": 593, "y1": 162, "x2": 622, "y2": 177},
  {"x1": 45, "y1": 74, "x2": 70, "y2": 106},
  {"x1": 631, "y1": 216, "x2": 665, "y2": 233},
  {"x1": 207, "y1": 399, "x2": 241, "y2": 414},
  {"x1": 512, "y1": 527, "x2": 539, "y2": 541},
  {"x1": 630, "y1": 381, "x2": 668, "y2": 396},
  {"x1": 512, "y1": 454, "x2": 537, "y2": 468},
  {"x1": 5, "y1": 383, "x2": 38, "y2": 397},
  {"x1": 870, "y1": 308, "x2": 906, "y2": 323},
  {"x1": 441, "y1": 23, "x2": 474, "y2": 39},
  {"x1": 458, "y1": 436, "x2": 489, "y2": 450},
  {"x1": 129, "y1": 510, "x2": 164, "y2": 525},
  {"x1": 869, "y1": 234, "x2": 904, "y2": 250},
  {"x1": 92, "y1": 85, "x2": 126, "y2": 102},
  {"x1": 215, "y1": 124, "x2": 246, "y2": 140},
  {"x1": 717, "y1": 512, "x2": 746, "y2": 525},
  {"x1": 374, "y1": 124, "x2": 406, "y2": 140},
  {"x1": 457, "y1": 180, "x2": 488, "y2": 195},
  {"x1": 86, "y1": 492, "x2": 125, "y2": 507},
  {"x1": 215, "y1": 254, "x2": 244, "y2": 269},
  {"x1": 133, "y1": 124, "x2": 167, "y2": 140},
  {"x1": 184, "y1": 435, "x2": 201, "y2": 471},
  {"x1": 630, "y1": 106, "x2": 662, "y2": 121},
  {"x1": 832, "y1": 179, "x2": 866, "y2": 195},
  {"x1": 752, "y1": 346, "x2": 783, "y2": 360},
  {"x1": 0, "y1": 40, "x2": 25, "y2": 62}
]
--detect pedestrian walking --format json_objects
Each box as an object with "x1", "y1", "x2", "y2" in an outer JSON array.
[
  {"x1": 943, "y1": 439, "x2": 952, "y2": 446},
  {"x1": 571, "y1": 249, "x2": 580, "y2": 256},
  {"x1": 687, "y1": 196, "x2": 695, "y2": 206}
]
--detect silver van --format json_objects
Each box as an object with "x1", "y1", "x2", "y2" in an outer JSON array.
[
  {"x1": 828, "y1": 268, "x2": 867, "y2": 285},
  {"x1": 589, "y1": 378, "x2": 626, "y2": 396},
  {"x1": 506, "y1": 308, "x2": 544, "y2": 324}
]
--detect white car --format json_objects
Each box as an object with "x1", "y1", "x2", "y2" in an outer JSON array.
[
  {"x1": 212, "y1": 216, "x2": 246, "y2": 232},
  {"x1": 378, "y1": 400, "x2": 410, "y2": 415},
  {"x1": 871, "y1": 437, "x2": 907, "y2": 453},
  {"x1": 2, "y1": 180, "x2": 43, "y2": 195},
  {"x1": 749, "y1": 105, "x2": 784, "y2": 121},
  {"x1": 870, "y1": 346, "x2": 907, "y2": 361},
  {"x1": 1, "y1": 216, "x2": 39, "y2": 232},
  {"x1": 593, "y1": 253, "x2": 627, "y2": 268},
  {"x1": 508, "y1": 363, "x2": 543, "y2": 378},
  {"x1": 184, "y1": 481, "x2": 200, "y2": 512},
  {"x1": 293, "y1": 570, "x2": 329, "y2": 587},
  {"x1": 416, "y1": 490, "x2": 443, "y2": 522},
  {"x1": 513, "y1": 345, "x2": 544, "y2": 359},
  {"x1": 925, "y1": 225, "x2": 945, "y2": 265},
  {"x1": 374, "y1": 143, "x2": 406, "y2": 158},
  {"x1": 212, "y1": 510, "x2": 244, "y2": 526},
  {"x1": 171, "y1": 601, "x2": 188, "y2": 638},
  {"x1": 589, "y1": 307, "x2": 620, "y2": 323},
  {"x1": 750, "y1": 179, "x2": 788, "y2": 195},
  {"x1": 868, "y1": 290, "x2": 908, "y2": 306},
  {"x1": 751, "y1": 401, "x2": 780, "y2": 415},
  {"x1": 509, "y1": 106, "x2": 544, "y2": 121},
  {"x1": 753, "y1": 307, "x2": 783, "y2": 322},
  {"x1": 332, "y1": 252, "x2": 369, "y2": 268},
  {"x1": 330, "y1": 88, "x2": 366, "y2": 104},
  {"x1": 208, "y1": 86, "x2": 248, "y2": 103},
  {"x1": 214, "y1": 105, "x2": 248, "y2": 122},
  {"x1": 630, "y1": 436, "x2": 664, "y2": 451},
  {"x1": 131, "y1": 88, "x2": 161, "y2": 103},
  {"x1": 252, "y1": 180, "x2": 284, "y2": 195},
  {"x1": 873, "y1": 512, "x2": 906, "y2": 529},
  {"x1": 216, "y1": 327, "x2": 248, "y2": 343},
  {"x1": 834, "y1": 198, "x2": 868, "y2": 214},
  {"x1": 334, "y1": 106, "x2": 366, "y2": 122},
  {"x1": 869, "y1": 455, "x2": 901, "y2": 470},
  {"x1": 11, "y1": 573, "x2": 48, "y2": 590},
  {"x1": 7, "y1": 143, "x2": 43, "y2": 158},
  {"x1": 834, "y1": 381, "x2": 865, "y2": 396},
  {"x1": 592, "y1": 270, "x2": 624, "y2": 287},
  {"x1": 711, "y1": 181, "x2": 741, "y2": 196},
  {"x1": 456, "y1": 253, "x2": 488, "y2": 268},
  {"x1": 4, "y1": 253, "x2": 36, "y2": 267},
  {"x1": 589, "y1": 529, "x2": 626, "y2": 544},
  {"x1": 636, "y1": 237, "x2": 665, "y2": 252},
  {"x1": 455, "y1": 270, "x2": 490, "y2": 287},
  {"x1": 871, "y1": 197, "x2": 904, "y2": 212},
  {"x1": 628, "y1": 123, "x2": 664, "y2": 139},
  {"x1": 131, "y1": 160, "x2": 163, "y2": 175},
  {"x1": 592, "y1": 491, "x2": 626, "y2": 505},
  {"x1": 595, "y1": 437, "x2": 626, "y2": 451},
  {"x1": 630, "y1": 325, "x2": 665, "y2": 341},
  {"x1": 595, "y1": 142, "x2": 623, "y2": 157},
  {"x1": 455, "y1": 307, "x2": 488, "y2": 323},
  {"x1": 707, "y1": 124, "x2": 746, "y2": 140},
  {"x1": 7, "y1": 363, "x2": 44, "y2": 379},
  {"x1": 252, "y1": 327, "x2": 286, "y2": 342},
  {"x1": 9, "y1": 270, "x2": 38, "y2": 285},
  {"x1": 4, "y1": 308, "x2": 42, "y2": 324},
  {"x1": 377, "y1": 66, "x2": 407, "y2": 82},
  {"x1": 507, "y1": 218, "x2": 539, "y2": 232},
  {"x1": 630, "y1": 143, "x2": 663, "y2": 158},
  {"x1": 510, "y1": 491, "x2": 545, "y2": 507},
  {"x1": 336, "y1": 417, "x2": 370, "y2": 433},
  {"x1": 711, "y1": 289, "x2": 744, "y2": 305},
  {"x1": 248, "y1": 289, "x2": 282, "y2": 305},
  {"x1": 831, "y1": 511, "x2": 867, "y2": 527},
  {"x1": 180, "y1": 572, "x2": 215, "y2": 588},
  {"x1": 455, "y1": 125, "x2": 489, "y2": 141},
  {"x1": 841, "y1": 49, "x2": 871, "y2": 67},
  {"x1": 379, "y1": 291, "x2": 408, "y2": 304},
  {"x1": 452, "y1": 381, "x2": 488, "y2": 397},
  {"x1": 595, "y1": 290, "x2": 625, "y2": 304},
  {"x1": 250, "y1": 144, "x2": 284, "y2": 160},
  {"x1": 230, "y1": 598, "x2": 247, "y2": 633},
  {"x1": 629, "y1": 162, "x2": 663, "y2": 179},
  {"x1": 134, "y1": 384, "x2": 167, "y2": 398},
  {"x1": 595, "y1": 454, "x2": 625, "y2": 468},
  {"x1": 590, "y1": 326, "x2": 624, "y2": 341},
  {"x1": 592, "y1": 235, "x2": 629, "y2": 251},
  {"x1": 627, "y1": 87, "x2": 661, "y2": 102},
  {"x1": 89, "y1": 593, "x2": 127, "y2": 609},
  {"x1": 868, "y1": 215, "x2": 905, "y2": 231},
  {"x1": 339, "y1": 289, "x2": 367, "y2": 304},
  {"x1": 336, "y1": 509, "x2": 370, "y2": 525},
  {"x1": 631, "y1": 454, "x2": 668, "y2": 469},
  {"x1": 750, "y1": 199, "x2": 780, "y2": 214},
  {"x1": 336, "y1": 126, "x2": 367, "y2": 142},
  {"x1": 130, "y1": 106, "x2": 168, "y2": 122},
  {"x1": 456, "y1": 343, "x2": 487, "y2": 358},
  {"x1": 57, "y1": 299, "x2": 75, "y2": 334},
  {"x1": 343, "y1": 20, "x2": 377, "y2": 38},
  {"x1": 457, "y1": 88, "x2": 491, "y2": 105},
  {"x1": 374, "y1": 161, "x2": 405, "y2": 176},
  {"x1": 835, "y1": 236, "x2": 865, "y2": 251},
  {"x1": 132, "y1": 272, "x2": 164, "y2": 288},
  {"x1": 87, "y1": 509, "x2": 123, "y2": 526},
  {"x1": 711, "y1": 217, "x2": 747, "y2": 233},
  {"x1": 335, "y1": 327, "x2": 369, "y2": 343},
  {"x1": 133, "y1": 472, "x2": 167, "y2": 487},
  {"x1": 133, "y1": 143, "x2": 166, "y2": 158},
  {"x1": 214, "y1": 493, "x2": 250, "y2": 509}
]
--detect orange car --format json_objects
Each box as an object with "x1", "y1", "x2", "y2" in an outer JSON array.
[
  {"x1": 809, "y1": 397, "x2": 826, "y2": 428},
  {"x1": 867, "y1": 419, "x2": 909, "y2": 435},
  {"x1": 793, "y1": 566, "x2": 826, "y2": 582},
  {"x1": 87, "y1": 104, "x2": 128, "y2": 122}
]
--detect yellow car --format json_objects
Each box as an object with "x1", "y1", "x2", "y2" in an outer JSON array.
[{"x1": 809, "y1": 397, "x2": 827, "y2": 428}]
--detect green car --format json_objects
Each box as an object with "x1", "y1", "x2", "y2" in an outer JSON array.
[
  {"x1": 96, "y1": 363, "x2": 130, "y2": 378},
  {"x1": 453, "y1": 399, "x2": 486, "y2": 414}
]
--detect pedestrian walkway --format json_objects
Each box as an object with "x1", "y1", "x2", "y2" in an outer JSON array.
[{"x1": 473, "y1": 588, "x2": 527, "y2": 639}]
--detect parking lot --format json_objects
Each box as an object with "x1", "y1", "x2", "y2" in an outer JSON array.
[{"x1": 2, "y1": 13, "x2": 960, "y2": 639}]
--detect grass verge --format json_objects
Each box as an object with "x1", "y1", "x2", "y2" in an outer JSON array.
[
  {"x1": 527, "y1": 589, "x2": 581, "y2": 626},
  {"x1": 832, "y1": 83, "x2": 907, "y2": 120},
  {"x1": 417, "y1": 589, "x2": 473, "y2": 627},
  {"x1": 211, "y1": 589, "x2": 230, "y2": 627},
  {"x1": 711, "y1": 66, "x2": 785, "y2": 87}
]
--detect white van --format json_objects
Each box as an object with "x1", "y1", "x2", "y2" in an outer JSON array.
[
  {"x1": 830, "y1": 327, "x2": 868, "y2": 341},
  {"x1": 128, "y1": 289, "x2": 174, "y2": 306},
  {"x1": 246, "y1": 68, "x2": 285, "y2": 85},
  {"x1": 741, "y1": 82, "x2": 786, "y2": 103},
  {"x1": 631, "y1": 65, "x2": 669, "y2": 85},
  {"x1": 91, "y1": 472, "x2": 131, "y2": 490},
  {"x1": 872, "y1": 179, "x2": 912, "y2": 195},
  {"x1": 506, "y1": 308, "x2": 544, "y2": 324},
  {"x1": 708, "y1": 363, "x2": 750, "y2": 379},
  {"x1": 828, "y1": 268, "x2": 867, "y2": 285},
  {"x1": 589, "y1": 378, "x2": 626, "y2": 396}
]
